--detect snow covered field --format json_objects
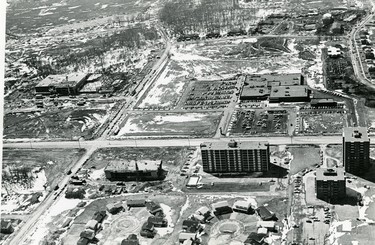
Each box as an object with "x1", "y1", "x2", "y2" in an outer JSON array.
[
  {"x1": 117, "y1": 112, "x2": 222, "y2": 136},
  {"x1": 138, "y1": 61, "x2": 189, "y2": 109}
]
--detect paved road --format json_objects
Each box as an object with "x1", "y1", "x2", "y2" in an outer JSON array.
[
  {"x1": 3, "y1": 135, "x2": 346, "y2": 150},
  {"x1": 8, "y1": 146, "x2": 97, "y2": 245},
  {"x1": 349, "y1": 9, "x2": 375, "y2": 90}
]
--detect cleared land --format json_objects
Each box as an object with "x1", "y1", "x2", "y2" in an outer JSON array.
[
  {"x1": 6, "y1": 0, "x2": 156, "y2": 33},
  {"x1": 1, "y1": 148, "x2": 85, "y2": 213},
  {"x1": 117, "y1": 112, "x2": 222, "y2": 137},
  {"x1": 4, "y1": 108, "x2": 109, "y2": 140},
  {"x1": 299, "y1": 111, "x2": 347, "y2": 135}
]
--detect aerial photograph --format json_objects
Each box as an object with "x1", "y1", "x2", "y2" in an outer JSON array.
[{"x1": 2, "y1": 0, "x2": 375, "y2": 244}]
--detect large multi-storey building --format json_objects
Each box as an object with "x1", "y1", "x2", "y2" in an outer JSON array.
[
  {"x1": 200, "y1": 140, "x2": 270, "y2": 173},
  {"x1": 315, "y1": 168, "x2": 346, "y2": 202},
  {"x1": 343, "y1": 127, "x2": 370, "y2": 175}
]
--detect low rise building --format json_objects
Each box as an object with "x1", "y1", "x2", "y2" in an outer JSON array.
[
  {"x1": 121, "y1": 234, "x2": 140, "y2": 245},
  {"x1": 316, "y1": 168, "x2": 346, "y2": 202},
  {"x1": 179, "y1": 233, "x2": 197, "y2": 243},
  {"x1": 257, "y1": 221, "x2": 276, "y2": 231},
  {"x1": 35, "y1": 73, "x2": 90, "y2": 95},
  {"x1": 104, "y1": 160, "x2": 165, "y2": 181},
  {"x1": 269, "y1": 85, "x2": 311, "y2": 103},
  {"x1": 147, "y1": 216, "x2": 168, "y2": 227},
  {"x1": 256, "y1": 206, "x2": 276, "y2": 221},
  {"x1": 0, "y1": 220, "x2": 14, "y2": 234},
  {"x1": 211, "y1": 201, "x2": 233, "y2": 215},
  {"x1": 327, "y1": 46, "x2": 341, "y2": 58},
  {"x1": 232, "y1": 200, "x2": 253, "y2": 214},
  {"x1": 127, "y1": 198, "x2": 146, "y2": 208},
  {"x1": 106, "y1": 202, "x2": 124, "y2": 214}
]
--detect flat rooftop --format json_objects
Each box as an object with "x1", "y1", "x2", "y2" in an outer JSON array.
[
  {"x1": 269, "y1": 85, "x2": 309, "y2": 99},
  {"x1": 343, "y1": 127, "x2": 369, "y2": 142},
  {"x1": 36, "y1": 73, "x2": 88, "y2": 87},
  {"x1": 316, "y1": 168, "x2": 345, "y2": 181},
  {"x1": 241, "y1": 86, "x2": 270, "y2": 98},
  {"x1": 245, "y1": 73, "x2": 302, "y2": 87},
  {"x1": 200, "y1": 140, "x2": 268, "y2": 150},
  {"x1": 105, "y1": 160, "x2": 161, "y2": 172}
]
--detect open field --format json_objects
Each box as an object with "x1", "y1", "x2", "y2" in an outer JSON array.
[
  {"x1": 4, "y1": 108, "x2": 109, "y2": 140},
  {"x1": 1, "y1": 148, "x2": 85, "y2": 213},
  {"x1": 117, "y1": 112, "x2": 222, "y2": 137},
  {"x1": 6, "y1": 0, "x2": 156, "y2": 33},
  {"x1": 288, "y1": 145, "x2": 321, "y2": 174},
  {"x1": 137, "y1": 61, "x2": 190, "y2": 110}
]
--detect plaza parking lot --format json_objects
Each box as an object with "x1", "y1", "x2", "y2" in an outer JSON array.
[
  {"x1": 182, "y1": 79, "x2": 240, "y2": 110},
  {"x1": 229, "y1": 109, "x2": 288, "y2": 136}
]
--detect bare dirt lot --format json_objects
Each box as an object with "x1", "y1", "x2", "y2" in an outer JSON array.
[{"x1": 299, "y1": 111, "x2": 347, "y2": 135}]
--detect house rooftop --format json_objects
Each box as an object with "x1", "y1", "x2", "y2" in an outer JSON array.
[
  {"x1": 105, "y1": 160, "x2": 162, "y2": 173},
  {"x1": 200, "y1": 140, "x2": 268, "y2": 150},
  {"x1": 316, "y1": 168, "x2": 345, "y2": 181},
  {"x1": 343, "y1": 127, "x2": 369, "y2": 142}
]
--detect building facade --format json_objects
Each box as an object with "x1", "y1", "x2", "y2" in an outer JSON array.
[
  {"x1": 343, "y1": 127, "x2": 370, "y2": 176},
  {"x1": 316, "y1": 168, "x2": 346, "y2": 202},
  {"x1": 200, "y1": 140, "x2": 270, "y2": 173},
  {"x1": 104, "y1": 160, "x2": 165, "y2": 181}
]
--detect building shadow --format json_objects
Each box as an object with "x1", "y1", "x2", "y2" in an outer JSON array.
[
  {"x1": 317, "y1": 187, "x2": 361, "y2": 205},
  {"x1": 261, "y1": 163, "x2": 289, "y2": 178},
  {"x1": 208, "y1": 163, "x2": 288, "y2": 178},
  {"x1": 353, "y1": 159, "x2": 375, "y2": 183}
]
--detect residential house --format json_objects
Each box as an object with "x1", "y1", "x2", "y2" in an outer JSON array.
[
  {"x1": 121, "y1": 234, "x2": 140, "y2": 245},
  {"x1": 256, "y1": 206, "x2": 276, "y2": 221},
  {"x1": 85, "y1": 219, "x2": 99, "y2": 231},
  {"x1": 244, "y1": 232, "x2": 267, "y2": 245},
  {"x1": 179, "y1": 233, "x2": 197, "y2": 243},
  {"x1": 147, "y1": 216, "x2": 168, "y2": 227},
  {"x1": 106, "y1": 202, "x2": 124, "y2": 214},
  {"x1": 233, "y1": 200, "x2": 253, "y2": 214},
  {"x1": 92, "y1": 211, "x2": 106, "y2": 223},
  {"x1": 182, "y1": 219, "x2": 201, "y2": 233},
  {"x1": 211, "y1": 201, "x2": 233, "y2": 215},
  {"x1": 127, "y1": 199, "x2": 146, "y2": 208},
  {"x1": 0, "y1": 220, "x2": 14, "y2": 234},
  {"x1": 77, "y1": 237, "x2": 90, "y2": 245},
  {"x1": 257, "y1": 221, "x2": 276, "y2": 231},
  {"x1": 80, "y1": 229, "x2": 95, "y2": 240}
]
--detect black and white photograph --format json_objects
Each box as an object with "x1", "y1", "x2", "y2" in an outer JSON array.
[{"x1": 2, "y1": 0, "x2": 375, "y2": 244}]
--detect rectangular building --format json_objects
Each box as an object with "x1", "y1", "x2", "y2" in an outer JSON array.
[
  {"x1": 269, "y1": 85, "x2": 311, "y2": 103},
  {"x1": 200, "y1": 140, "x2": 270, "y2": 173},
  {"x1": 240, "y1": 73, "x2": 307, "y2": 102},
  {"x1": 343, "y1": 127, "x2": 370, "y2": 175},
  {"x1": 316, "y1": 168, "x2": 346, "y2": 202},
  {"x1": 35, "y1": 73, "x2": 90, "y2": 95},
  {"x1": 104, "y1": 160, "x2": 164, "y2": 181}
]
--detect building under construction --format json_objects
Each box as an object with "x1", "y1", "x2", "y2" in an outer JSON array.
[{"x1": 104, "y1": 160, "x2": 165, "y2": 181}]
